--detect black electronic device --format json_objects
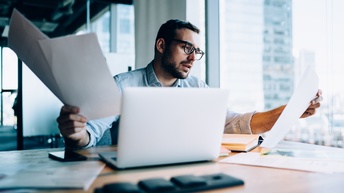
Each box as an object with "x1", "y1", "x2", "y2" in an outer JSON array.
[{"x1": 48, "y1": 150, "x2": 88, "y2": 162}]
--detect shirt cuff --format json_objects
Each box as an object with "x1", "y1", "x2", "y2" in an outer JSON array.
[
  {"x1": 224, "y1": 111, "x2": 255, "y2": 134},
  {"x1": 240, "y1": 111, "x2": 256, "y2": 134}
]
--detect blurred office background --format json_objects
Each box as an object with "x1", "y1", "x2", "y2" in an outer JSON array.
[{"x1": 0, "y1": 0, "x2": 343, "y2": 150}]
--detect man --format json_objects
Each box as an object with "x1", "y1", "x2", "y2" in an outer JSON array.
[{"x1": 57, "y1": 19, "x2": 322, "y2": 149}]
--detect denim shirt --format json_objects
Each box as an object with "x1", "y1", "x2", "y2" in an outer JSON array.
[{"x1": 85, "y1": 61, "x2": 254, "y2": 148}]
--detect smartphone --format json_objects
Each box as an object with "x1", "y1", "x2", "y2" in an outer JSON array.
[{"x1": 48, "y1": 150, "x2": 88, "y2": 162}]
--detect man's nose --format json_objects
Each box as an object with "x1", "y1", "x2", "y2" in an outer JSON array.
[{"x1": 187, "y1": 51, "x2": 196, "y2": 61}]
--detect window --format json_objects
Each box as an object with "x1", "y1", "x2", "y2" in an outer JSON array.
[
  {"x1": 77, "y1": 9, "x2": 111, "y2": 53},
  {"x1": 0, "y1": 48, "x2": 18, "y2": 126},
  {"x1": 220, "y1": 0, "x2": 265, "y2": 112},
  {"x1": 219, "y1": 0, "x2": 344, "y2": 148},
  {"x1": 290, "y1": 0, "x2": 344, "y2": 147},
  {"x1": 77, "y1": 4, "x2": 135, "y2": 74}
]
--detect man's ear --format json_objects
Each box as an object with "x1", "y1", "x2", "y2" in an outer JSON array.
[{"x1": 156, "y1": 38, "x2": 165, "y2": 54}]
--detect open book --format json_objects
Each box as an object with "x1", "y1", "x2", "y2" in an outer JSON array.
[{"x1": 222, "y1": 134, "x2": 263, "y2": 152}]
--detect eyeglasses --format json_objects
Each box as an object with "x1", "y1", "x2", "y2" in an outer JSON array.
[{"x1": 172, "y1": 39, "x2": 205, "y2": 60}]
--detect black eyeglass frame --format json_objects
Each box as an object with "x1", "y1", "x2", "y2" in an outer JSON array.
[{"x1": 172, "y1": 39, "x2": 205, "y2": 60}]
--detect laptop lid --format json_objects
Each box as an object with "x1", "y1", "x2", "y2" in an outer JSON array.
[{"x1": 103, "y1": 87, "x2": 229, "y2": 169}]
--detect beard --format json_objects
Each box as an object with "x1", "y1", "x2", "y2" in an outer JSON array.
[{"x1": 161, "y1": 50, "x2": 190, "y2": 79}]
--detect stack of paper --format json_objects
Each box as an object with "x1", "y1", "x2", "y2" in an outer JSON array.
[
  {"x1": 8, "y1": 9, "x2": 121, "y2": 120},
  {"x1": 222, "y1": 134, "x2": 261, "y2": 152}
]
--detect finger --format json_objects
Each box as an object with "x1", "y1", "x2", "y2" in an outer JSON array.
[
  {"x1": 60, "y1": 105, "x2": 80, "y2": 115},
  {"x1": 60, "y1": 124, "x2": 85, "y2": 135},
  {"x1": 60, "y1": 126, "x2": 87, "y2": 141},
  {"x1": 303, "y1": 111, "x2": 312, "y2": 117},
  {"x1": 58, "y1": 119, "x2": 86, "y2": 137},
  {"x1": 58, "y1": 119, "x2": 86, "y2": 129},
  {"x1": 303, "y1": 108, "x2": 316, "y2": 116},
  {"x1": 306, "y1": 109, "x2": 316, "y2": 115},
  {"x1": 57, "y1": 114, "x2": 87, "y2": 125},
  {"x1": 311, "y1": 95, "x2": 323, "y2": 105},
  {"x1": 304, "y1": 112, "x2": 312, "y2": 116},
  {"x1": 308, "y1": 102, "x2": 320, "y2": 109}
]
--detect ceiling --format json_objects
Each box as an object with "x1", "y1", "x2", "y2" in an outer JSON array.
[{"x1": 0, "y1": 0, "x2": 133, "y2": 46}]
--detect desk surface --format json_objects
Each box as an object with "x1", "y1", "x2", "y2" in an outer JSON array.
[{"x1": 2, "y1": 141, "x2": 344, "y2": 193}]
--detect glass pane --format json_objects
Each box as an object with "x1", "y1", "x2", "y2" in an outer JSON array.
[
  {"x1": 219, "y1": 0, "x2": 343, "y2": 148},
  {"x1": 187, "y1": 0, "x2": 206, "y2": 81},
  {"x1": 93, "y1": 11, "x2": 110, "y2": 53},
  {"x1": 220, "y1": 0, "x2": 265, "y2": 113},
  {"x1": 76, "y1": 9, "x2": 110, "y2": 53},
  {"x1": 116, "y1": 4, "x2": 135, "y2": 54},
  {"x1": 2, "y1": 48, "x2": 18, "y2": 89},
  {"x1": 2, "y1": 92, "x2": 16, "y2": 126},
  {"x1": 290, "y1": 0, "x2": 344, "y2": 147}
]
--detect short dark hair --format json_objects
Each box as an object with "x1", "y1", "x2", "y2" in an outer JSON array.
[{"x1": 155, "y1": 19, "x2": 200, "y2": 46}]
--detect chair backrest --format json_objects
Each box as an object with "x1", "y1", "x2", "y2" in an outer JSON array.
[{"x1": 96, "y1": 120, "x2": 119, "y2": 146}]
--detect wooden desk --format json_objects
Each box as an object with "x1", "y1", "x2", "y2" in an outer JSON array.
[{"x1": 2, "y1": 141, "x2": 344, "y2": 193}]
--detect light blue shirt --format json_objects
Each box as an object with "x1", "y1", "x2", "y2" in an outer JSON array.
[{"x1": 85, "y1": 61, "x2": 254, "y2": 148}]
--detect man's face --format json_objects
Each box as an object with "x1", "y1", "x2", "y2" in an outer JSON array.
[{"x1": 160, "y1": 29, "x2": 202, "y2": 79}]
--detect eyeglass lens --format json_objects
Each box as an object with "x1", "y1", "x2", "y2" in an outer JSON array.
[
  {"x1": 184, "y1": 44, "x2": 203, "y2": 60},
  {"x1": 172, "y1": 39, "x2": 204, "y2": 60}
]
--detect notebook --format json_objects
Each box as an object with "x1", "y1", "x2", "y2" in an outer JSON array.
[{"x1": 99, "y1": 87, "x2": 229, "y2": 169}]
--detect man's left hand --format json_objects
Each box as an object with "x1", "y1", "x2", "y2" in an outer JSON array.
[{"x1": 301, "y1": 89, "x2": 323, "y2": 118}]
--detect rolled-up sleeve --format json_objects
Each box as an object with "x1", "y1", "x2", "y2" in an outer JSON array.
[
  {"x1": 85, "y1": 115, "x2": 119, "y2": 148},
  {"x1": 224, "y1": 110, "x2": 255, "y2": 134}
]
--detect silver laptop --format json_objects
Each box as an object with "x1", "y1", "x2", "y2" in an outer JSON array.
[{"x1": 99, "y1": 87, "x2": 229, "y2": 169}]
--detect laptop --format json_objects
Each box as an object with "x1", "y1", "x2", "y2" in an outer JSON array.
[{"x1": 99, "y1": 87, "x2": 229, "y2": 169}]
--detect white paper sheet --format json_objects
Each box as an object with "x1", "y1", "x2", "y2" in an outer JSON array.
[
  {"x1": 8, "y1": 9, "x2": 121, "y2": 120},
  {"x1": 7, "y1": 9, "x2": 62, "y2": 99},
  {"x1": 260, "y1": 68, "x2": 319, "y2": 148},
  {"x1": 220, "y1": 152, "x2": 344, "y2": 174}
]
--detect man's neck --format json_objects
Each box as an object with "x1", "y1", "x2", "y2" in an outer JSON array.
[
  {"x1": 152, "y1": 61, "x2": 177, "y2": 87},
  {"x1": 159, "y1": 76, "x2": 177, "y2": 87}
]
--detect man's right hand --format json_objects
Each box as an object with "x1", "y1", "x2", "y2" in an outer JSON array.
[{"x1": 56, "y1": 105, "x2": 89, "y2": 148}]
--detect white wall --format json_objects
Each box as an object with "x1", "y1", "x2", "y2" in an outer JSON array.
[
  {"x1": 133, "y1": 0, "x2": 206, "y2": 80},
  {"x1": 134, "y1": 0, "x2": 187, "y2": 69}
]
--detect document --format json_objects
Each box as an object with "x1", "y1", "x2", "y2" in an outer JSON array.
[
  {"x1": 8, "y1": 9, "x2": 121, "y2": 120},
  {"x1": 0, "y1": 149, "x2": 105, "y2": 190},
  {"x1": 220, "y1": 152, "x2": 344, "y2": 174},
  {"x1": 260, "y1": 68, "x2": 319, "y2": 148},
  {"x1": 220, "y1": 141, "x2": 344, "y2": 173}
]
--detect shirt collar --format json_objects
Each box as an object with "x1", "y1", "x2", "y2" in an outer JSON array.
[{"x1": 146, "y1": 61, "x2": 181, "y2": 87}]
